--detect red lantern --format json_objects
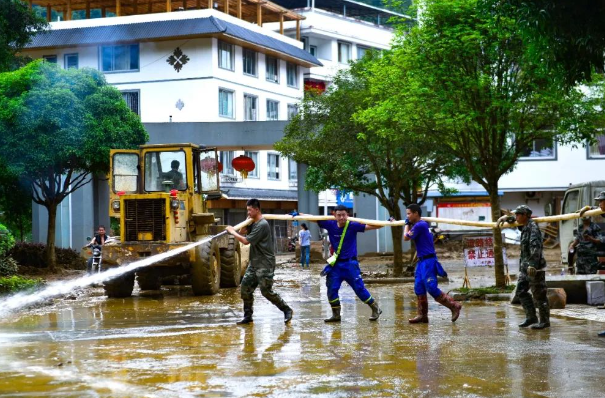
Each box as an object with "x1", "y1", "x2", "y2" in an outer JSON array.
[
  {"x1": 231, "y1": 155, "x2": 255, "y2": 179},
  {"x1": 201, "y1": 158, "x2": 223, "y2": 175}
]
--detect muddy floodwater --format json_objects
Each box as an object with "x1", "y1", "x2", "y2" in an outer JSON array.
[{"x1": 1, "y1": 264, "x2": 605, "y2": 397}]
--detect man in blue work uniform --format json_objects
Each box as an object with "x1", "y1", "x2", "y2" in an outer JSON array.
[
  {"x1": 405, "y1": 204, "x2": 462, "y2": 323},
  {"x1": 303, "y1": 205, "x2": 383, "y2": 322}
]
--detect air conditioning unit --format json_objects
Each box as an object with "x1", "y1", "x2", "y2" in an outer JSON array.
[{"x1": 524, "y1": 191, "x2": 542, "y2": 200}]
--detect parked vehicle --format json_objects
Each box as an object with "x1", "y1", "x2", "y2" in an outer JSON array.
[{"x1": 560, "y1": 180, "x2": 605, "y2": 269}]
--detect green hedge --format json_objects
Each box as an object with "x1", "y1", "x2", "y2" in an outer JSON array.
[{"x1": 0, "y1": 275, "x2": 43, "y2": 294}]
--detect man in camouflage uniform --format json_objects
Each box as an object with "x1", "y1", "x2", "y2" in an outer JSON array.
[
  {"x1": 569, "y1": 216, "x2": 601, "y2": 274},
  {"x1": 226, "y1": 199, "x2": 293, "y2": 325},
  {"x1": 503, "y1": 205, "x2": 550, "y2": 329}
]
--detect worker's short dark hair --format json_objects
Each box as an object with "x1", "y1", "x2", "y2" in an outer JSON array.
[
  {"x1": 407, "y1": 204, "x2": 422, "y2": 216},
  {"x1": 171, "y1": 160, "x2": 180, "y2": 169},
  {"x1": 334, "y1": 205, "x2": 350, "y2": 213},
  {"x1": 246, "y1": 198, "x2": 261, "y2": 209}
]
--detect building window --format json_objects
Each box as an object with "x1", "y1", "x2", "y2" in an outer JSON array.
[
  {"x1": 338, "y1": 42, "x2": 351, "y2": 63},
  {"x1": 309, "y1": 45, "x2": 317, "y2": 57},
  {"x1": 43, "y1": 55, "x2": 57, "y2": 63},
  {"x1": 287, "y1": 104, "x2": 298, "y2": 120},
  {"x1": 121, "y1": 90, "x2": 140, "y2": 115},
  {"x1": 588, "y1": 134, "x2": 605, "y2": 159},
  {"x1": 357, "y1": 46, "x2": 369, "y2": 59},
  {"x1": 266, "y1": 56, "x2": 279, "y2": 83},
  {"x1": 220, "y1": 151, "x2": 234, "y2": 175},
  {"x1": 244, "y1": 94, "x2": 257, "y2": 121},
  {"x1": 301, "y1": 36, "x2": 309, "y2": 51},
  {"x1": 100, "y1": 44, "x2": 139, "y2": 72},
  {"x1": 218, "y1": 41, "x2": 234, "y2": 71},
  {"x1": 267, "y1": 153, "x2": 280, "y2": 180},
  {"x1": 219, "y1": 88, "x2": 234, "y2": 119},
  {"x1": 244, "y1": 151, "x2": 259, "y2": 178},
  {"x1": 520, "y1": 139, "x2": 556, "y2": 160},
  {"x1": 289, "y1": 158, "x2": 297, "y2": 181},
  {"x1": 267, "y1": 100, "x2": 279, "y2": 121},
  {"x1": 286, "y1": 62, "x2": 298, "y2": 88},
  {"x1": 242, "y1": 48, "x2": 257, "y2": 76},
  {"x1": 64, "y1": 53, "x2": 79, "y2": 69}
]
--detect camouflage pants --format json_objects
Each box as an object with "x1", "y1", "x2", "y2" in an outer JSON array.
[
  {"x1": 576, "y1": 251, "x2": 599, "y2": 275},
  {"x1": 240, "y1": 266, "x2": 289, "y2": 312},
  {"x1": 516, "y1": 270, "x2": 549, "y2": 317}
]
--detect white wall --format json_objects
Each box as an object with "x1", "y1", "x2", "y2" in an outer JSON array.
[{"x1": 499, "y1": 144, "x2": 605, "y2": 191}]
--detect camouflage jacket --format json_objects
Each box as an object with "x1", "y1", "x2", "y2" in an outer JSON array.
[
  {"x1": 574, "y1": 222, "x2": 602, "y2": 253},
  {"x1": 519, "y1": 219, "x2": 545, "y2": 271}
]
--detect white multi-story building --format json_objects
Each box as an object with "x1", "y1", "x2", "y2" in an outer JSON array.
[{"x1": 23, "y1": 2, "x2": 321, "y2": 248}]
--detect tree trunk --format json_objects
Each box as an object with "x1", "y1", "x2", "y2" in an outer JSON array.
[
  {"x1": 392, "y1": 225, "x2": 404, "y2": 276},
  {"x1": 488, "y1": 190, "x2": 506, "y2": 288},
  {"x1": 45, "y1": 202, "x2": 58, "y2": 272}
]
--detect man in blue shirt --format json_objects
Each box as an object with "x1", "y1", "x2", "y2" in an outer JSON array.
[
  {"x1": 303, "y1": 205, "x2": 383, "y2": 322},
  {"x1": 404, "y1": 204, "x2": 462, "y2": 323}
]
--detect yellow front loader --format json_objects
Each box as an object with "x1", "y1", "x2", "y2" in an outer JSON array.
[{"x1": 101, "y1": 143, "x2": 249, "y2": 298}]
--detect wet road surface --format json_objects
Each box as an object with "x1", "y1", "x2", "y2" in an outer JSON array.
[{"x1": 1, "y1": 264, "x2": 605, "y2": 397}]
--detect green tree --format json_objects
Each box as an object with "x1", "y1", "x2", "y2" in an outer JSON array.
[
  {"x1": 392, "y1": 0, "x2": 603, "y2": 287},
  {"x1": 0, "y1": 165, "x2": 32, "y2": 241},
  {"x1": 0, "y1": 0, "x2": 47, "y2": 72},
  {"x1": 0, "y1": 61, "x2": 148, "y2": 271},
  {"x1": 276, "y1": 56, "x2": 461, "y2": 276}
]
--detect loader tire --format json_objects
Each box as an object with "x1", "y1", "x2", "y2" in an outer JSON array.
[
  {"x1": 103, "y1": 272, "x2": 135, "y2": 298},
  {"x1": 191, "y1": 240, "x2": 220, "y2": 296},
  {"x1": 220, "y1": 235, "x2": 242, "y2": 288},
  {"x1": 137, "y1": 268, "x2": 162, "y2": 290}
]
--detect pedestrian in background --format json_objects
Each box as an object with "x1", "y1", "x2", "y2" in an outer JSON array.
[
  {"x1": 299, "y1": 223, "x2": 311, "y2": 269},
  {"x1": 226, "y1": 199, "x2": 293, "y2": 325}
]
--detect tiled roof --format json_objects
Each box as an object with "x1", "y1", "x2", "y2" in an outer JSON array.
[
  {"x1": 26, "y1": 15, "x2": 321, "y2": 66},
  {"x1": 222, "y1": 187, "x2": 298, "y2": 201}
]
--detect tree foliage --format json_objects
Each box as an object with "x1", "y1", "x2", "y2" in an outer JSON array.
[
  {"x1": 511, "y1": 0, "x2": 605, "y2": 85},
  {"x1": 0, "y1": 0, "x2": 48, "y2": 72},
  {"x1": 390, "y1": 0, "x2": 604, "y2": 286},
  {"x1": 0, "y1": 61, "x2": 148, "y2": 270},
  {"x1": 276, "y1": 55, "x2": 464, "y2": 276}
]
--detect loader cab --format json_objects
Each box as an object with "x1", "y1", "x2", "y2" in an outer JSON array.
[
  {"x1": 560, "y1": 181, "x2": 605, "y2": 264},
  {"x1": 108, "y1": 144, "x2": 221, "y2": 243}
]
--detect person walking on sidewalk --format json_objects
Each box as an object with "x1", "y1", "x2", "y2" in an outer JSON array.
[
  {"x1": 299, "y1": 223, "x2": 311, "y2": 269},
  {"x1": 503, "y1": 205, "x2": 550, "y2": 329},
  {"x1": 405, "y1": 204, "x2": 462, "y2": 324},
  {"x1": 300, "y1": 205, "x2": 383, "y2": 322},
  {"x1": 226, "y1": 199, "x2": 293, "y2": 325}
]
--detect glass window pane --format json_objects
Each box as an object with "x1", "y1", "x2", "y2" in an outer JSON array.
[
  {"x1": 129, "y1": 44, "x2": 139, "y2": 70},
  {"x1": 289, "y1": 158, "x2": 297, "y2": 180},
  {"x1": 101, "y1": 47, "x2": 113, "y2": 71},
  {"x1": 267, "y1": 100, "x2": 278, "y2": 120},
  {"x1": 113, "y1": 153, "x2": 139, "y2": 193},
  {"x1": 563, "y1": 190, "x2": 579, "y2": 214},
  {"x1": 266, "y1": 56, "x2": 278, "y2": 82},
  {"x1": 244, "y1": 151, "x2": 259, "y2": 178},
  {"x1": 287, "y1": 63, "x2": 297, "y2": 87},
  {"x1": 144, "y1": 151, "x2": 187, "y2": 192},
  {"x1": 245, "y1": 95, "x2": 257, "y2": 121},
  {"x1": 200, "y1": 151, "x2": 220, "y2": 192},
  {"x1": 219, "y1": 89, "x2": 233, "y2": 118},
  {"x1": 114, "y1": 45, "x2": 129, "y2": 71},
  {"x1": 267, "y1": 154, "x2": 280, "y2": 179},
  {"x1": 220, "y1": 151, "x2": 234, "y2": 175},
  {"x1": 589, "y1": 134, "x2": 605, "y2": 158}
]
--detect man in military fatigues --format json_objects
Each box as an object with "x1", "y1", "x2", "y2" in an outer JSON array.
[
  {"x1": 508, "y1": 205, "x2": 550, "y2": 329},
  {"x1": 569, "y1": 216, "x2": 601, "y2": 274},
  {"x1": 226, "y1": 199, "x2": 293, "y2": 325}
]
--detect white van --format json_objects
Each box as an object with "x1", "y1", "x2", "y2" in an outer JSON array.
[{"x1": 560, "y1": 180, "x2": 605, "y2": 265}]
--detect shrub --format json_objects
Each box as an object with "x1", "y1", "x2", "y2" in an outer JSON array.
[
  {"x1": 0, "y1": 223, "x2": 15, "y2": 257},
  {"x1": 0, "y1": 256, "x2": 19, "y2": 277},
  {"x1": 0, "y1": 275, "x2": 43, "y2": 295},
  {"x1": 9, "y1": 242, "x2": 86, "y2": 269}
]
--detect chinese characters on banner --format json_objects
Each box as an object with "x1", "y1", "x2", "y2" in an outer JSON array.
[{"x1": 463, "y1": 236, "x2": 507, "y2": 267}]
